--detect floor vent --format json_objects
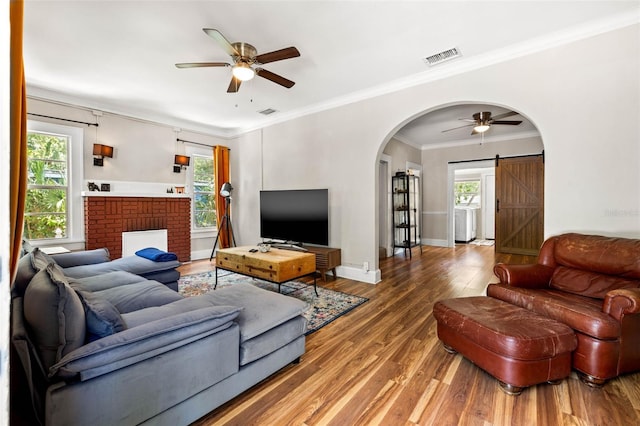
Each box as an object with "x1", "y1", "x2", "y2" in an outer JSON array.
[
  {"x1": 424, "y1": 47, "x2": 462, "y2": 66},
  {"x1": 258, "y1": 108, "x2": 278, "y2": 115}
]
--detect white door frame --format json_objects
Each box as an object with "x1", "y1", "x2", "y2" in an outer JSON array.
[
  {"x1": 447, "y1": 159, "x2": 495, "y2": 247},
  {"x1": 379, "y1": 154, "x2": 393, "y2": 257}
]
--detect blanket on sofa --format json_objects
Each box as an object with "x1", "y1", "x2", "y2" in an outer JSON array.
[{"x1": 135, "y1": 247, "x2": 178, "y2": 262}]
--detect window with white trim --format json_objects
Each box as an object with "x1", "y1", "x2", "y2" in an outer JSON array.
[
  {"x1": 184, "y1": 144, "x2": 217, "y2": 234},
  {"x1": 24, "y1": 121, "x2": 84, "y2": 243},
  {"x1": 192, "y1": 154, "x2": 216, "y2": 229}
]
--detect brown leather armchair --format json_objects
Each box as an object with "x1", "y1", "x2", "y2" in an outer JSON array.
[{"x1": 488, "y1": 233, "x2": 640, "y2": 387}]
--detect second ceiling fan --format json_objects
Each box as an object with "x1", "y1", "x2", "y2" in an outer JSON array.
[
  {"x1": 442, "y1": 111, "x2": 523, "y2": 135},
  {"x1": 176, "y1": 28, "x2": 300, "y2": 93}
]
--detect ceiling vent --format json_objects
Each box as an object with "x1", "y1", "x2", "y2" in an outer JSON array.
[
  {"x1": 258, "y1": 108, "x2": 278, "y2": 115},
  {"x1": 423, "y1": 47, "x2": 462, "y2": 66}
]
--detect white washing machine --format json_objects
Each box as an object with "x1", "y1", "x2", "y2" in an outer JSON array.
[{"x1": 455, "y1": 207, "x2": 478, "y2": 243}]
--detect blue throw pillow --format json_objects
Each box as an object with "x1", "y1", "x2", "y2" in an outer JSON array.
[{"x1": 75, "y1": 290, "x2": 127, "y2": 341}]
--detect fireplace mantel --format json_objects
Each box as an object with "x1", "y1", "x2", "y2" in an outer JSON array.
[
  {"x1": 84, "y1": 196, "x2": 191, "y2": 261},
  {"x1": 82, "y1": 192, "x2": 190, "y2": 198}
]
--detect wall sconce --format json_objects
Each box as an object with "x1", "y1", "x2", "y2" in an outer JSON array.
[
  {"x1": 173, "y1": 155, "x2": 190, "y2": 173},
  {"x1": 93, "y1": 144, "x2": 113, "y2": 166}
]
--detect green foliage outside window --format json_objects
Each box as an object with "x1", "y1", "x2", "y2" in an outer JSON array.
[
  {"x1": 24, "y1": 132, "x2": 68, "y2": 239},
  {"x1": 193, "y1": 155, "x2": 216, "y2": 228},
  {"x1": 454, "y1": 181, "x2": 480, "y2": 206}
]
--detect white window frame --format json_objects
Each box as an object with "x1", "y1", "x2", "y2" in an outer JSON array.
[
  {"x1": 185, "y1": 145, "x2": 216, "y2": 238},
  {"x1": 26, "y1": 120, "x2": 84, "y2": 245}
]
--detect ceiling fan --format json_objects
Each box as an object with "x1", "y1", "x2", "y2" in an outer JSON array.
[
  {"x1": 442, "y1": 111, "x2": 523, "y2": 135},
  {"x1": 176, "y1": 28, "x2": 300, "y2": 93}
]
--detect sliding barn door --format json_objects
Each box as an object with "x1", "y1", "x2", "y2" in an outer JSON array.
[{"x1": 495, "y1": 154, "x2": 544, "y2": 255}]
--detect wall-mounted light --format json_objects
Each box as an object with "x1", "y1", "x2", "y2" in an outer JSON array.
[
  {"x1": 173, "y1": 154, "x2": 191, "y2": 173},
  {"x1": 93, "y1": 143, "x2": 113, "y2": 166}
]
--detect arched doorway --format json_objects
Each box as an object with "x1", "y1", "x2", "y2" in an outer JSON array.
[{"x1": 379, "y1": 102, "x2": 544, "y2": 258}]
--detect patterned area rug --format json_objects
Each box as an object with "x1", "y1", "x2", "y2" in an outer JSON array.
[{"x1": 179, "y1": 271, "x2": 368, "y2": 335}]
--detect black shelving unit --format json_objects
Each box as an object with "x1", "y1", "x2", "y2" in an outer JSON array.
[{"x1": 392, "y1": 174, "x2": 421, "y2": 258}]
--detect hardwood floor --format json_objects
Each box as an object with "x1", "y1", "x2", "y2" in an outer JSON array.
[{"x1": 183, "y1": 244, "x2": 640, "y2": 426}]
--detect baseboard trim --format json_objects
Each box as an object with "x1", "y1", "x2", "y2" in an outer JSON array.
[
  {"x1": 336, "y1": 265, "x2": 381, "y2": 284},
  {"x1": 422, "y1": 238, "x2": 449, "y2": 248}
]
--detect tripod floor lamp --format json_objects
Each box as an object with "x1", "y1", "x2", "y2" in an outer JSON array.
[{"x1": 210, "y1": 182, "x2": 236, "y2": 261}]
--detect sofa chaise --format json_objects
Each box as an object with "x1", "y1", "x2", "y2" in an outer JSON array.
[{"x1": 12, "y1": 247, "x2": 308, "y2": 425}]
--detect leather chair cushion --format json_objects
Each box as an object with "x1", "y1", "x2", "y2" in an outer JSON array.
[
  {"x1": 487, "y1": 283, "x2": 621, "y2": 339},
  {"x1": 553, "y1": 233, "x2": 640, "y2": 280},
  {"x1": 550, "y1": 266, "x2": 640, "y2": 299}
]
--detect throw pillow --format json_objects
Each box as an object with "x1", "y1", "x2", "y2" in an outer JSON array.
[
  {"x1": 23, "y1": 264, "x2": 86, "y2": 372},
  {"x1": 29, "y1": 247, "x2": 55, "y2": 271},
  {"x1": 75, "y1": 290, "x2": 127, "y2": 341},
  {"x1": 12, "y1": 253, "x2": 38, "y2": 296}
]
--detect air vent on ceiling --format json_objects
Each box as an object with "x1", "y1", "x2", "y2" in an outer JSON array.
[
  {"x1": 423, "y1": 47, "x2": 462, "y2": 66},
  {"x1": 258, "y1": 108, "x2": 278, "y2": 115}
]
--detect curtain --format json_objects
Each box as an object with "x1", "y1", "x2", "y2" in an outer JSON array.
[
  {"x1": 10, "y1": 0, "x2": 28, "y2": 282},
  {"x1": 213, "y1": 146, "x2": 231, "y2": 248}
]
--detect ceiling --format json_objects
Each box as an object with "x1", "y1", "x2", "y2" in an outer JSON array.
[{"x1": 23, "y1": 1, "x2": 639, "y2": 146}]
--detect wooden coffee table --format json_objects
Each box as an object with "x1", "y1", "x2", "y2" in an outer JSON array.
[{"x1": 215, "y1": 246, "x2": 318, "y2": 295}]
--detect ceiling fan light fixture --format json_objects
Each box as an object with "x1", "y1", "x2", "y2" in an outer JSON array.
[
  {"x1": 473, "y1": 124, "x2": 491, "y2": 133},
  {"x1": 232, "y1": 63, "x2": 255, "y2": 81}
]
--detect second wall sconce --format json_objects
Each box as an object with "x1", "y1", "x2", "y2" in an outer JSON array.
[
  {"x1": 173, "y1": 154, "x2": 190, "y2": 173},
  {"x1": 93, "y1": 144, "x2": 113, "y2": 166}
]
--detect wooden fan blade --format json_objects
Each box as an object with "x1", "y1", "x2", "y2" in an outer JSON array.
[
  {"x1": 492, "y1": 111, "x2": 519, "y2": 120},
  {"x1": 255, "y1": 47, "x2": 300, "y2": 64},
  {"x1": 227, "y1": 76, "x2": 242, "y2": 93},
  {"x1": 492, "y1": 120, "x2": 523, "y2": 125},
  {"x1": 175, "y1": 62, "x2": 230, "y2": 68},
  {"x1": 442, "y1": 123, "x2": 474, "y2": 133},
  {"x1": 256, "y1": 68, "x2": 295, "y2": 88},
  {"x1": 203, "y1": 28, "x2": 239, "y2": 57}
]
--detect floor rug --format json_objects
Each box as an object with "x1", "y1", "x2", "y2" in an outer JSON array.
[{"x1": 179, "y1": 271, "x2": 369, "y2": 335}]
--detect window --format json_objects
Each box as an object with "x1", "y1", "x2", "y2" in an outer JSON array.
[
  {"x1": 454, "y1": 180, "x2": 481, "y2": 207},
  {"x1": 24, "y1": 121, "x2": 84, "y2": 243},
  {"x1": 25, "y1": 131, "x2": 69, "y2": 239},
  {"x1": 191, "y1": 154, "x2": 216, "y2": 230}
]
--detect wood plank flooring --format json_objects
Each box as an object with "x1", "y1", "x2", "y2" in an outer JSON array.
[{"x1": 182, "y1": 244, "x2": 640, "y2": 426}]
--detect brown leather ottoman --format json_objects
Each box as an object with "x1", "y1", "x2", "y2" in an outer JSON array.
[{"x1": 433, "y1": 296, "x2": 577, "y2": 395}]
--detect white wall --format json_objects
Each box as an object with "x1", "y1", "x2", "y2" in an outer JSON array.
[{"x1": 229, "y1": 24, "x2": 639, "y2": 280}]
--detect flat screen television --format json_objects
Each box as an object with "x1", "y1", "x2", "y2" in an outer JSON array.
[{"x1": 260, "y1": 189, "x2": 329, "y2": 246}]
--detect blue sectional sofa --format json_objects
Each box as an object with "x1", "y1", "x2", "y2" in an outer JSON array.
[{"x1": 11, "y1": 247, "x2": 308, "y2": 425}]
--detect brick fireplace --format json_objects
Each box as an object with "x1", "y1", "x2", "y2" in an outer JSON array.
[{"x1": 84, "y1": 195, "x2": 191, "y2": 261}]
